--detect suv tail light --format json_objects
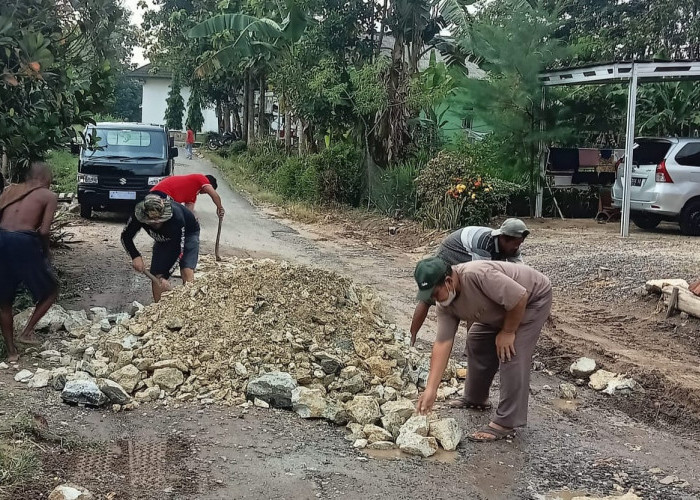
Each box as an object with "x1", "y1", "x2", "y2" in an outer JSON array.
[{"x1": 655, "y1": 160, "x2": 673, "y2": 183}]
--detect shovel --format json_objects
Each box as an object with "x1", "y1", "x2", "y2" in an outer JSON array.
[
  {"x1": 143, "y1": 269, "x2": 162, "y2": 291},
  {"x1": 215, "y1": 216, "x2": 223, "y2": 262}
]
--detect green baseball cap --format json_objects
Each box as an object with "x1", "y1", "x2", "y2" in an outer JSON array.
[{"x1": 414, "y1": 257, "x2": 449, "y2": 302}]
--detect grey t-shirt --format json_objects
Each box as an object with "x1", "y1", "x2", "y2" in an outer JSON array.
[{"x1": 436, "y1": 226, "x2": 523, "y2": 266}]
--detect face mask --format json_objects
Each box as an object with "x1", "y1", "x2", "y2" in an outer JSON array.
[{"x1": 437, "y1": 282, "x2": 456, "y2": 307}]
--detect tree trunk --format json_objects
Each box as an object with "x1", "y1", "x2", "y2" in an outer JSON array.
[
  {"x1": 258, "y1": 74, "x2": 266, "y2": 137},
  {"x1": 247, "y1": 71, "x2": 256, "y2": 144},
  {"x1": 242, "y1": 74, "x2": 250, "y2": 143},
  {"x1": 376, "y1": 0, "x2": 389, "y2": 59},
  {"x1": 284, "y1": 110, "x2": 292, "y2": 152}
]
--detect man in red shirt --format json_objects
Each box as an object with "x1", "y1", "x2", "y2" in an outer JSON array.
[
  {"x1": 185, "y1": 125, "x2": 195, "y2": 160},
  {"x1": 151, "y1": 174, "x2": 225, "y2": 219}
]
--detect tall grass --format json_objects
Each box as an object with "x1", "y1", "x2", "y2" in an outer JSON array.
[{"x1": 46, "y1": 149, "x2": 78, "y2": 193}]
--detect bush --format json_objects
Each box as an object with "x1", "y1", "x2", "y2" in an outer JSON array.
[
  {"x1": 46, "y1": 149, "x2": 78, "y2": 193},
  {"x1": 309, "y1": 142, "x2": 363, "y2": 205},
  {"x1": 218, "y1": 141, "x2": 247, "y2": 158},
  {"x1": 416, "y1": 150, "x2": 523, "y2": 229},
  {"x1": 370, "y1": 158, "x2": 423, "y2": 217}
]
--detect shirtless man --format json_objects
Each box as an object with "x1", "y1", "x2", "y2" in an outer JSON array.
[{"x1": 0, "y1": 163, "x2": 58, "y2": 361}]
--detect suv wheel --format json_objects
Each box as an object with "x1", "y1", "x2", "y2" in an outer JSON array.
[
  {"x1": 680, "y1": 199, "x2": 700, "y2": 236},
  {"x1": 80, "y1": 203, "x2": 92, "y2": 219},
  {"x1": 631, "y1": 213, "x2": 661, "y2": 231}
]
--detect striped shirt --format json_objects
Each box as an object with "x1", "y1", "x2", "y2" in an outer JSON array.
[{"x1": 436, "y1": 226, "x2": 523, "y2": 267}]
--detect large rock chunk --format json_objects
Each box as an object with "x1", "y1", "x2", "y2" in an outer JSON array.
[
  {"x1": 315, "y1": 352, "x2": 343, "y2": 374},
  {"x1": 399, "y1": 415, "x2": 429, "y2": 437},
  {"x1": 14, "y1": 369, "x2": 34, "y2": 383},
  {"x1": 292, "y1": 387, "x2": 327, "y2": 418},
  {"x1": 603, "y1": 376, "x2": 643, "y2": 396},
  {"x1": 380, "y1": 399, "x2": 415, "y2": 437},
  {"x1": 48, "y1": 484, "x2": 94, "y2": 500},
  {"x1": 365, "y1": 356, "x2": 395, "y2": 379},
  {"x1": 363, "y1": 424, "x2": 393, "y2": 444},
  {"x1": 589, "y1": 369, "x2": 617, "y2": 391},
  {"x1": 15, "y1": 304, "x2": 69, "y2": 333},
  {"x1": 396, "y1": 432, "x2": 438, "y2": 457},
  {"x1": 98, "y1": 379, "x2": 131, "y2": 404},
  {"x1": 27, "y1": 368, "x2": 52, "y2": 388},
  {"x1": 345, "y1": 395, "x2": 381, "y2": 425},
  {"x1": 110, "y1": 364, "x2": 140, "y2": 393},
  {"x1": 428, "y1": 418, "x2": 462, "y2": 451},
  {"x1": 152, "y1": 367, "x2": 184, "y2": 393},
  {"x1": 322, "y1": 401, "x2": 349, "y2": 425},
  {"x1": 246, "y1": 371, "x2": 297, "y2": 408},
  {"x1": 569, "y1": 357, "x2": 597, "y2": 378},
  {"x1": 61, "y1": 380, "x2": 108, "y2": 407},
  {"x1": 341, "y1": 374, "x2": 365, "y2": 394}
]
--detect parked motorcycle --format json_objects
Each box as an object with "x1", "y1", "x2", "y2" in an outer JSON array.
[{"x1": 206, "y1": 131, "x2": 240, "y2": 151}]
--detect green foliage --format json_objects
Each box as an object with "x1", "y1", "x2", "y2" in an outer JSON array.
[
  {"x1": 164, "y1": 74, "x2": 185, "y2": 130},
  {"x1": 310, "y1": 143, "x2": 364, "y2": 205},
  {"x1": 0, "y1": 0, "x2": 134, "y2": 178},
  {"x1": 186, "y1": 86, "x2": 206, "y2": 132},
  {"x1": 46, "y1": 150, "x2": 78, "y2": 194},
  {"x1": 369, "y1": 157, "x2": 425, "y2": 217},
  {"x1": 109, "y1": 76, "x2": 143, "y2": 122},
  {"x1": 638, "y1": 82, "x2": 700, "y2": 137},
  {"x1": 416, "y1": 150, "x2": 523, "y2": 228}
]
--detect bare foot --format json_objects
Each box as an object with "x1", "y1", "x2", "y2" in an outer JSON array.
[
  {"x1": 16, "y1": 332, "x2": 40, "y2": 345},
  {"x1": 6, "y1": 352, "x2": 19, "y2": 363}
]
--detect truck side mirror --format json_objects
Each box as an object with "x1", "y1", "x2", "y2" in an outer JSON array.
[{"x1": 170, "y1": 147, "x2": 179, "y2": 159}]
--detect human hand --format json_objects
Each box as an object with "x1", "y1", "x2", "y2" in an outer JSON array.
[
  {"x1": 159, "y1": 278, "x2": 171, "y2": 291},
  {"x1": 217, "y1": 206, "x2": 225, "y2": 219},
  {"x1": 416, "y1": 387, "x2": 437, "y2": 415},
  {"x1": 495, "y1": 330, "x2": 516, "y2": 363},
  {"x1": 132, "y1": 257, "x2": 145, "y2": 273}
]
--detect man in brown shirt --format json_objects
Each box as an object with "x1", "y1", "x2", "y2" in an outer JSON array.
[
  {"x1": 0, "y1": 162, "x2": 58, "y2": 361},
  {"x1": 414, "y1": 257, "x2": 552, "y2": 442}
]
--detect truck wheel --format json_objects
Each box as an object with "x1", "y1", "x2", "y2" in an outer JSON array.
[
  {"x1": 80, "y1": 203, "x2": 92, "y2": 219},
  {"x1": 680, "y1": 199, "x2": 700, "y2": 236},
  {"x1": 630, "y1": 213, "x2": 661, "y2": 231}
]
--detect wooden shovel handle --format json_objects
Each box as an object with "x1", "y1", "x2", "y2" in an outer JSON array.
[{"x1": 215, "y1": 216, "x2": 223, "y2": 261}]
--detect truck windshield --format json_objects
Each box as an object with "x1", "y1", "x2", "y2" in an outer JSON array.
[{"x1": 84, "y1": 128, "x2": 165, "y2": 160}]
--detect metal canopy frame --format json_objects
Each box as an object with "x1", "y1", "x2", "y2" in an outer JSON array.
[{"x1": 536, "y1": 60, "x2": 700, "y2": 237}]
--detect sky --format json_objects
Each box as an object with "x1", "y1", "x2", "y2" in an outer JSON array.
[{"x1": 124, "y1": 0, "x2": 149, "y2": 66}]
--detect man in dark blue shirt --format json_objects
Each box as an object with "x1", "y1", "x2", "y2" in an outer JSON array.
[{"x1": 121, "y1": 194, "x2": 200, "y2": 302}]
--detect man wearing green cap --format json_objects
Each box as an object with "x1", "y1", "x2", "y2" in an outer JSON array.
[
  {"x1": 410, "y1": 218, "x2": 530, "y2": 347},
  {"x1": 121, "y1": 194, "x2": 200, "y2": 302},
  {"x1": 414, "y1": 256, "x2": 551, "y2": 442}
]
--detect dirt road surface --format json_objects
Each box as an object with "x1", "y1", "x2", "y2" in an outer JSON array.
[{"x1": 3, "y1": 155, "x2": 700, "y2": 499}]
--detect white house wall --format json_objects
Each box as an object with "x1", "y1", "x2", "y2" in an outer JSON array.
[{"x1": 141, "y1": 78, "x2": 218, "y2": 133}]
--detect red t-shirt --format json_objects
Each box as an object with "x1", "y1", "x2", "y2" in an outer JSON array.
[
  {"x1": 151, "y1": 174, "x2": 210, "y2": 204},
  {"x1": 186, "y1": 130, "x2": 195, "y2": 144}
]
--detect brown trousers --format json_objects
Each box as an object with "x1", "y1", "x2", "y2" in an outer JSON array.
[{"x1": 464, "y1": 291, "x2": 553, "y2": 429}]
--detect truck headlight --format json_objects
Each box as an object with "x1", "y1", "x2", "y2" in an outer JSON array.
[
  {"x1": 77, "y1": 173, "x2": 98, "y2": 184},
  {"x1": 148, "y1": 176, "x2": 166, "y2": 186}
]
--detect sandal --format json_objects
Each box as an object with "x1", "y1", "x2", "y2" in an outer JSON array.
[
  {"x1": 467, "y1": 425, "x2": 516, "y2": 442},
  {"x1": 448, "y1": 398, "x2": 492, "y2": 411}
]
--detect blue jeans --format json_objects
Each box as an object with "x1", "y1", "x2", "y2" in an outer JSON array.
[{"x1": 185, "y1": 143, "x2": 193, "y2": 159}]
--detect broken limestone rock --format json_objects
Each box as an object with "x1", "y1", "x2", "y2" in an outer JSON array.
[
  {"x1": 346, "y1": 395, "x2": 381, "y2": 425},
  {"x1": 129, "y1": 301, "x2": 145, "y2": 317},
  {"x1": 234, "y1": 362, "x2": 248, "y2": 377},
  {"x1": 152, "y1": 367, "x2": 185, "y2": 393},
  {"x1": 380, "y1": 399, "x2": 415, "y2": 437},
  {"x1": 399, "y1": 415, "x2": 429, "y2": 437},
  {"x1": 321, "y1": 401, "x2": 349, "y2": 425},
  {"x1": 396, "y1": 432, "x2": 438, "y2": 458},
  {"x1": 135, "y1": 386, "x2": 161, "y2": 402},
  {"x1": 363, "y1": 424, "x2": 393, "y2": 444},
  {"x1": 367, "y1": 441, "x2": 396, "y2": 450},
  {"x1": 603, "y1": 376, "x2": 643, "y2": 396},
  {"x1": 246, "y1": 371, "x2": 298, "y2": 408},
  {"x1": 14, "y1": 369, "x2": 33, "y2": 383},
  {"x1": 40, "y1": 349, "x2": 61, "y2": 359},
  {"x1": 109, "y1": 364, "x2": 141, "y2": 393},
  {"x1": 365, "y1": 356, "x2": 395, "y2": 379},
  {"x1": 345, "y1": 423, "x2": 366, "y2": 442},
  {"x1": 315, "y1": 352, "x2": 343, "y2": 374},
  {"x1": 48, "y1": 484, "x2": 94, "y2": 500},
  {"x1": 98, "y1": 379, "x2": 131, "y2": 405},
  {"x1": 61, "y1": 380, "x2": 108, "y2": 407},
  {"x1": 353, "y1": 438, "x2": 368, "y2": 449},
  {"x1": 428, "y1": 418, "x2": 462, "y2": 451},
  {"x1": 572, "y1": 490, "x2": 641, "y2": 500},
  {"x1": 292, "y1": 386, "x2": 327, "y2": 418},
  {"x1": 589, "y1": 369, "x2": 617, "y2": 391},
  {"x1": 27, "y1": 368, "x2": 52, "y2": 388},
  {"x1": 559, "y1": 383, "x2": 578, "y2": 400},
  {"x1": 645, "y1": 279, "x2": 688, "y2": 294},
  {"x1": 341, "y1": 374, "x2": 365, "y2": 394},
  {"x1": 569, "y1": 357, "x2": 597, "y2": 378}
]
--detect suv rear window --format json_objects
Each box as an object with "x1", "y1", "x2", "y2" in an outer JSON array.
[
  {"x1": 632, "y1": 140, "x2": 672, "y2": 165},
  {"x1": 676, "y1": 143, "x2": 700, "y2": 167}
]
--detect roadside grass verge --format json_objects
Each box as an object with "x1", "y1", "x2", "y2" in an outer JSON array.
[
  {"x1": 46, "y1": 149, "x2": 78, "y2": 194},
  {"x1": 205, "y1": 151, "x2": 322, "y2": 224}
]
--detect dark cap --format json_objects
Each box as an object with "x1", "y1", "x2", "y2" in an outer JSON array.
[{"x1": 414, "y1": 257, "x2": 449, "y2": 302}]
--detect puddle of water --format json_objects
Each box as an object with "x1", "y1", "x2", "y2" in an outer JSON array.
[
  {"x1": 363, "y1": 448, "x2": 458, "y2": 463},
  {"x1": 545, "y1": 489, "x2": 592, "y2": 500},
  {"x1": 552, "y1": 398, "x2": 580, "y2": 411}
]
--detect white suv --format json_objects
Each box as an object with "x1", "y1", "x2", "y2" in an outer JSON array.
[{"x1": 612, "y1": 137, "x2": 700, "y2": 235}]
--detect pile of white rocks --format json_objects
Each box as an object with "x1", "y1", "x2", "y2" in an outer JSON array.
[{"x1": 565, "y1": 357, "x2": 644, "y2": 398}]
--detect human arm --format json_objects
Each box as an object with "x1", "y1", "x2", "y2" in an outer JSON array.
[
  {"x1": 495, "y1": 293, "x2": 528, "y2": 362},
  {"x1": 416, "y1": 338, "x2": 454, "y2": 415},
  {"x1": 410, "y1": 301, "x2": 431, "y2": 346},
  {"x1": 201, "y1": 184, "x2": 224, "y2": 218},
  {"x1": 120, "y1": 216, "x2": 142, "y2": 266},
  {"x1": 38, "y1": 192, "x2": 58, "y2": 255}
]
